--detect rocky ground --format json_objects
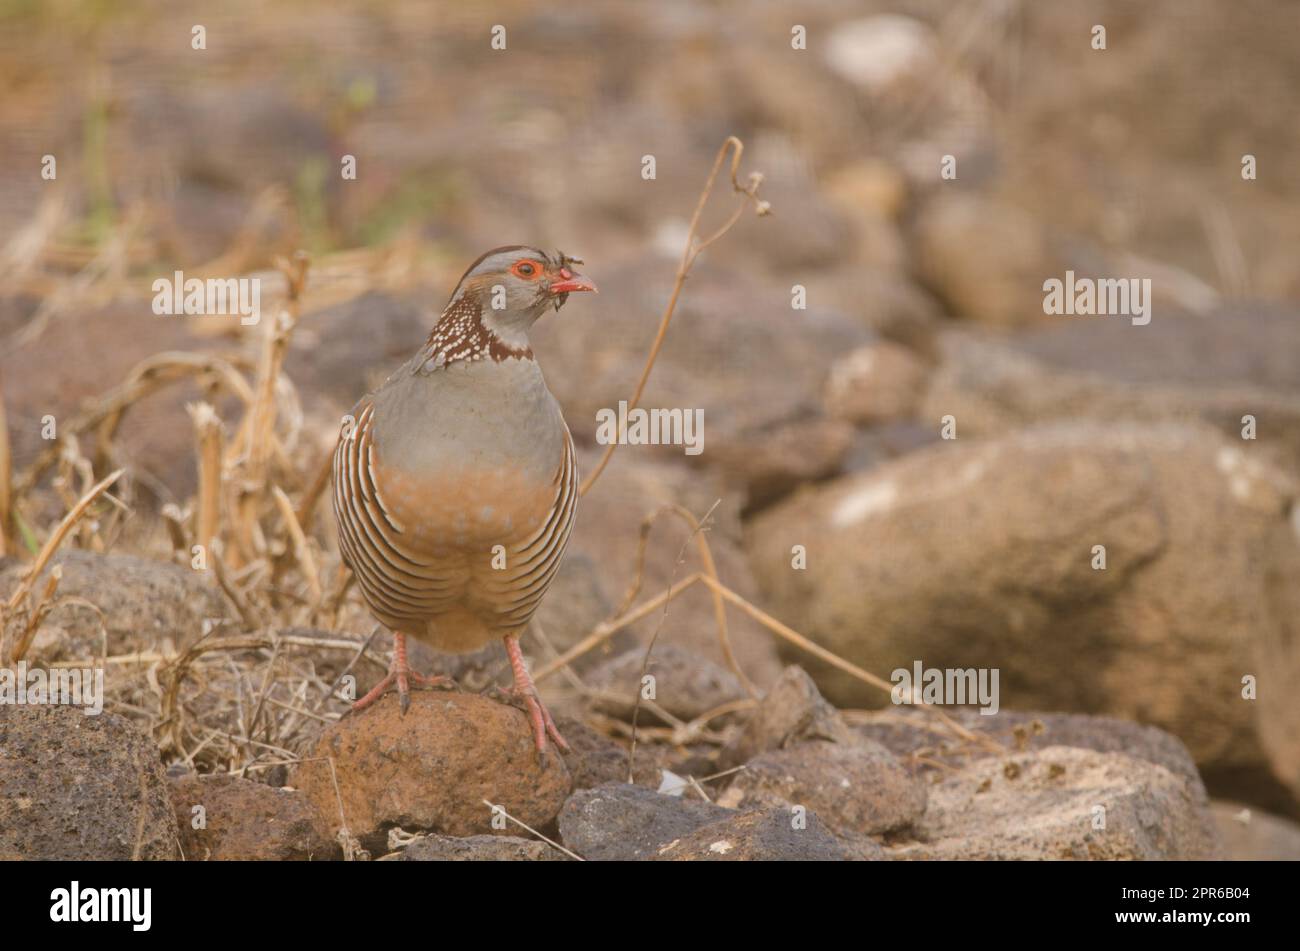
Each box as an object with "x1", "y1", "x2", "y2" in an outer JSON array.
[
  {"x1": 3, "y1": 1, "x2": 1300, "y2": 860},
  {"x1": 0, "y1": 662, "x2": 1240, "y2": 861}
]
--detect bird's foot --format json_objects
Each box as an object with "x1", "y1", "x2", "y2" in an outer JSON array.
[
  {"x1": 499, "y1": 634, "x2": 570, "y2": 754},
  {"x1": 353, "y1": 667, "x2": 455, "y2": 715},
  {"x1": 494, "y1": 682, "x2": 569, "y2": 754},
  {"x1": 352, "y1": 633, "x2": 455, "y2": 715}
]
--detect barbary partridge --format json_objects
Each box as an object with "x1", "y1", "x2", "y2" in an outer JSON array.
[{"x1": 331, "y1": 246, "x2": 596, "y2": 752}]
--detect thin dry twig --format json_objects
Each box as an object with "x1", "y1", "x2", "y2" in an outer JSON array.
[
  {"x1": 628, "y1": 500, "x2": 721, "y2": 781},
  {"x1": 618, "y1": 503, "x2": 755, "y2": 699},
  {"x1": 225, "y1": 251, "x2": 310, "y2": 568},
  {"x1": 208, "y1": 546, "x2": 258, "y2": 630},
  {"x1": 578, "y1": 135, "x2": 768, "y2": 496},
  {"x1": 272, "y1": 485, "x2": 322, "y2": 604},
  {"x1": 11, "y1": 566, "x2": 63, "y2": 664},
  {"x1": 294, "y1": 447, "x2": 334, "y2": 535},
  {"x1": 0, "y1": 389, "x2": 10, "y2": 557},
  {"x1": 2, "y1": 468, "x2": 123, "y2": 664},
  {"x1": 480, "y1": 799, "x2": 583, "y2": 861},
  {"x1": 535, "y1": 563, "x2": 997, "y2": 752},
  {"x1": 533, "y1": 572, "x2": 706, "y2": 682},
  {"x1": 12, "y1": 352, "x2": 253, "y2": 498}
]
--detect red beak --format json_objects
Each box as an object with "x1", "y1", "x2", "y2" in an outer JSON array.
[{"x1": 548, "y1": 268, "x2": 597, "y2": 295}]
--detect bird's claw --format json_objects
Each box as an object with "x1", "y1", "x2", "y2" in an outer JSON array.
[{"x1": 352, "y1": 667, "x2": 455, "y2": 716}]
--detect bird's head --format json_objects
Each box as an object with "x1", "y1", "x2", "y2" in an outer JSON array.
[{"x1": 451, "y1": 246, "x2": 597, "y2": 329}]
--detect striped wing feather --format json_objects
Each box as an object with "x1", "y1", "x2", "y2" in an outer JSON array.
[{"x1": 331, "y1": 399, "x2": 577, "y2": 645}]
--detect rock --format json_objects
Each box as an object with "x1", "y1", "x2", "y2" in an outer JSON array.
[
  {"x1": 1210, "y1": 801, "x2": 1300, "y2": 861},
  {"x1": 169, "y1": 773, "x2": 338, "y2": 861},
  {"x1": 640, "y1": 45, "x2": 863, "y2": 201},
  {"x1": 824, "y1": 159, "x2": 909, "y2": 223},
  {"x1": 913, "y1": 193, "x2": 1063, "y2": 328},
  {"x1": 855, "y1": 708, "x2": 1208, "y2": 798},
  {"x1": 727, "y1": 164, "x2": 859, "y2": 273},
  {"x1": 923, "y1": 319, "x2": 1300, "y2": 471},
  {"x1": 585, "y1": 644, "x2": 747, "y2": 723},
  {"x1": 889, "y1": 746, "x2": 1222, "y2": 860},
  {"x1": 839, "y1": 833, "x2": 890, "y2": 861},
  {"x1": 554, "y1": 716, "x2": 627, "y2": 790},
  {"x1": 128, "y1": 86, "x2": 331, "y2": 260},
  {"x1": 719, "y1": 665, "x2": 858, "y2": 770},
  {"x1": 553, "y1": 716, "x2": 660, "y2": 790},
  {"x1": 711, "y1": 415, "x2": 855, "y2": 514},
  {"x1": 398, "y1": 833, "x2": 567, "y2": 862},
  {"x1": 1013, "y1": 304, "x2": 1300, "y2": 393},
  {"x1": 720, "y1": 740, "x2": 926, "y2": 837},
  {"x1": 293, "y1": 692, "x2": 571, "y2": 851},
  {"x1": 814, "y1": 268, "x2": 942, "y2": 350},
  {"x1": 824, "y1": 341, "x2": 929, "y2": 425},
  {"x1": 841, "y1": 421, "x2": 941, "y2": 476},
  {"x1": 824, "y1": 15, "x2": 938, "y2": 94},
  {"x1": 746, "y1": 422, "x2": 1300, "y2": 809},
  {"x1": 953, "y1": 3, "x2": 1300, "y2": 307},
  {"x1": 285, "y1": 290, "x2": 430, "y2": 415},
  {"x1": 0, "y1": 550, "x2": 226, "y2": 665},
  {"x1": 649, "y1": 806, "x2": 850, "y2": 861},
  {"x1": 558, "y1": 782, "x2": 732, "y2": 861},
  {"x1": 0, "y1": 705, "x2": 177, "y2": 860}
]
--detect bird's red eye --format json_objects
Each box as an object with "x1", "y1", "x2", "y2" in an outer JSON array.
[{"x1": 512, "y1": 260, "x2": 540, "y2": 279}]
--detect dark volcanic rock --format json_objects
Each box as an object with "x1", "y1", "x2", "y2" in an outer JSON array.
[
  {"x1": 398, "y1": 833, "x2": 567, "y2": 861},
  {"x1": 0, "y1": 550, "x2": 225, "y2": 665},
  {"x1": 719, "y1": 665, "x2": 858, "y2": 771},
  {"x1": 0, "y1": 705, "x2": 177, "y2": 860},
  {"x1": 170, "y1": 773, "x2": 338, "y2": 861},
  {"x1": 721, "y1": 740, "x2": 926, "y2": 837},
  {"x1": 649, "y1": 806, "x2": 850, "y2": 861},
  {"x1": 558, "y1": 782, "x2": 732, "y2": 861},
  {"x1": 889, "y1": 746, "x2": 1222, "y2": 861}
]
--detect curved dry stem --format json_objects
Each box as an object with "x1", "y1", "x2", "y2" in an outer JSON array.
[
  {"x1": 616, "y1": 503, "x2": 756, "y2": 699},
  {"x1": 158, "y1": 633, "x2": 275, "y2": 757},
  {"x1": 578, "y1": 135, "x2": 767, "y2": 497},
  {"x1": 12, "y1": 353, "x2": 253, "y2": 498},
  {"x1": 0, "y1": 389, "x2": 10, "y2": 557},
  {"x1": 694, "y1": 573, "x2": 999, "y2": 751},
  {"x1": 272, "y1": 485, "x2": 322, "y2": 604},
  {"x1": 2, "y1": 467, "x2": 122, "y2": 664},
  {"x1": 532, "y1": 572, "x2": 705, "y2": 682}
]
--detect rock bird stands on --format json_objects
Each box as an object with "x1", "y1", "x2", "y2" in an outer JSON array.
[{"x1": 332, "y1": 246, "x2": 596, "y2": 753}]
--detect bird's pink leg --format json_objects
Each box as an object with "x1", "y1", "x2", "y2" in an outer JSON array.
[
  {"x1": 353, "y1": 632, "x2": 453, "y2": 715},
  {"x1": 503, "y1": 634, "x2": 569, "y2": 753}
]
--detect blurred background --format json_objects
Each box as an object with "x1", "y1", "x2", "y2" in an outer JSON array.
[{"x1": 2, "y1": 0, "x2": 1299, "y2": 846}]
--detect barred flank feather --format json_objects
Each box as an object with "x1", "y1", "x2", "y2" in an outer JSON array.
[{"x1": 332, "y1": 400, "x2": 577, "y2": 642}]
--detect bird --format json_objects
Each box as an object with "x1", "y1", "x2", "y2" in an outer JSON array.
[{"x1": 331, "y1": 246, "x2": 596, "y2": 753}]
